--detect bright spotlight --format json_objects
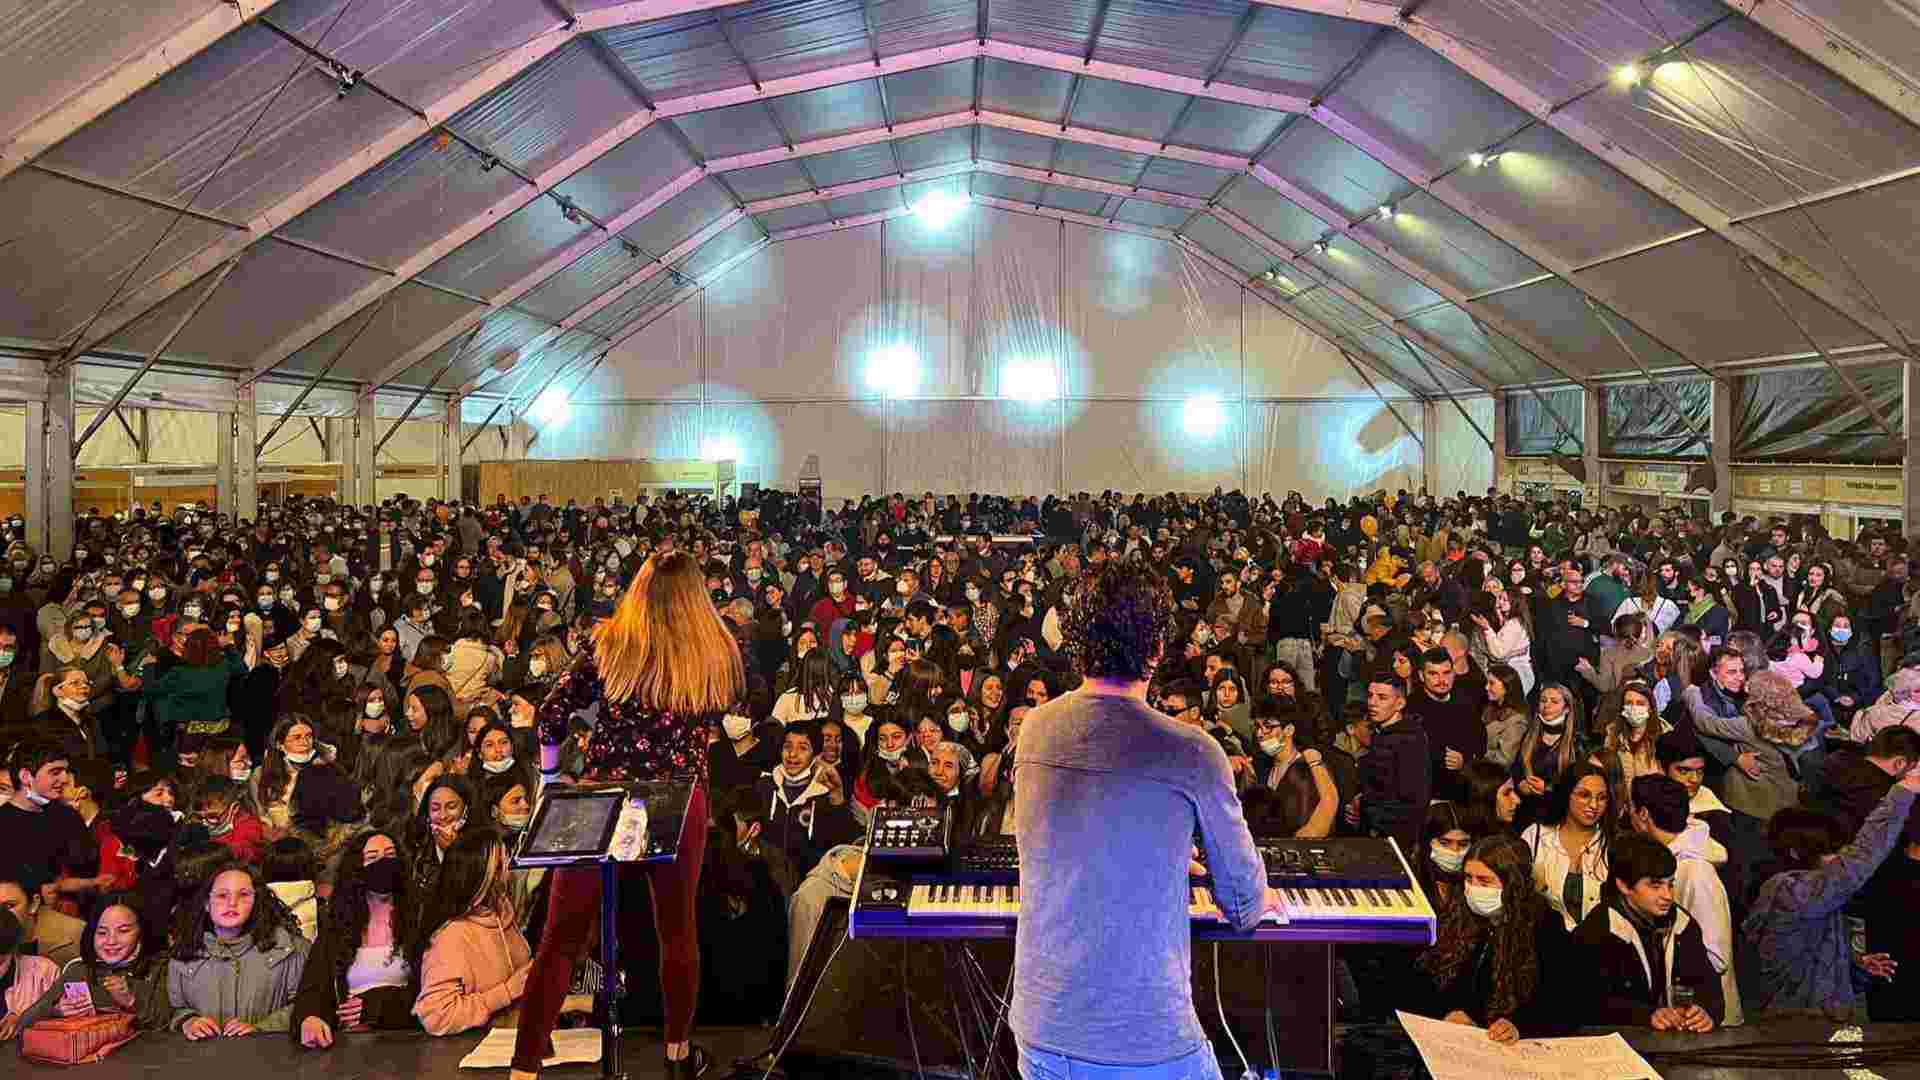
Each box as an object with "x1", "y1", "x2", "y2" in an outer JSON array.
[
  {"x1": 1378, "y1": 204, "x2": 1395, "y2": 221},
  {"x1": 701, "y1": 436, "x2": 740, "y2": 462},
  {"x1": 914, "y1": 189, "x2": 970, "y2": 228},
  {"x1": 1614, "y1": 63, "x2": 1643, "y2": 87},
  {"x1": 1469, "y1": 150, "x2": 1502, "y2": 168},
  {"x1": 1003, "y1": 360, "x2": 1059, "y2": 402},
  {"x1": 1182, "y1": 394, "x2": 1225, "y2": 438},
  {"x1": 866, "y1": 343, "x2": 921, "y2": 398},
  {"x1": 532, "y1": 385, "x2": 570, "y2": 425}
]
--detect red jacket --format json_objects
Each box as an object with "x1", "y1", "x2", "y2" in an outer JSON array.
[
  {"x1": 214, "y1": 811, "x2": 268, "y2": 865},
  {"x1": 809, "y1": 594, "x2": 856, "y2": 634}
]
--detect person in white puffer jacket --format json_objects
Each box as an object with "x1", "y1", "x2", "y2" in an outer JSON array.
[{"x1": 1629, "y1": 773, "x2": 1742, "y2": 1026}]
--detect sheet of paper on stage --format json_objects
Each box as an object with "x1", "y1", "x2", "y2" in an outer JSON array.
[
  {"x1": 459, "y1": 1026, "x2": 604, "y2": 1069},
  {"x1": 1397, "y1": 1011, "x2": 1662, "y2": 1080}
]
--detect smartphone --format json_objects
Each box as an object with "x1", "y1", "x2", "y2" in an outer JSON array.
[{"x1": 62, "y1": 981, "x2": 94, "y2": 1014}]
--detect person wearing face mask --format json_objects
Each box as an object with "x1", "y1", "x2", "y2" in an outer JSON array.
[
  {"x1": 192, "y1": 779, "x2": 269, "y2": 865},
  {"x1": 292, "y1": 831, "x2": 424, "y2": 1048},
  {"x1": 709, "y1": 705, "x2": 780, "y2": 800},
  {"x1": 1240, "y1": 706, "x2": 1338, "y2": 838},
  {"x1": 11, "y1": 894, "x2": 172, "y2": 1036},
  {"x1": 1823, "y1": 612, "x2": 1881, "y2": 731},
  {"x1": 0, "y1": 742, "x2": 106, "y2": 917},
  {"x1": 752, "y1": 723, "x2": 860, "y2": 898},
  {"x1": 1409, "y1": 834, "x2": 1569, "y2": 1044},
  {"x1": 36, "y1": 612, "x2": 126, "y2": 753},
  {"x1": 1589, "y1": 681, "x2": 1667, "y2": 821},
  {"x1": 0, "y1": 627, "x2": 31, "y2": 740}
]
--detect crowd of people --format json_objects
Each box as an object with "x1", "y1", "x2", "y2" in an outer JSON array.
[{"x1": 4, "y1": 485, "x2": 1920, "y2": 1067}]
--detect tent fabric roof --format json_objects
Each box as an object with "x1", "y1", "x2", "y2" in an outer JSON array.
[{"x1": 2, "y1": 0, "x2": 1916, "y2": 412}]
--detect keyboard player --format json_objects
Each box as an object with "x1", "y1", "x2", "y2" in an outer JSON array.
[{"x1": 1010, "y1": 562, "x2": 1285, "y2": 1080}]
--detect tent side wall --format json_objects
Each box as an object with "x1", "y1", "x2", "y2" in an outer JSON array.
[{"x1": 527, "y1": 206, "x2": 1443, "y2": 500}]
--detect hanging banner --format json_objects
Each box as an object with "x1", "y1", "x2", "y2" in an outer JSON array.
[
  {"x1": 1733, "y1": 361, "x2": 1902, "y2": 463},
  {"x1": 1603, "y1": 378, "x2": 1709, "y2": 459},
  {"x1": 1504, "y1": 387, "x2": 1582, "y2": 456}
]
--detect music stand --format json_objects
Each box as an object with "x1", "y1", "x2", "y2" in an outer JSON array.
[{"x1": 514, "y1": 782, "x2": 694, "y2": 1080}]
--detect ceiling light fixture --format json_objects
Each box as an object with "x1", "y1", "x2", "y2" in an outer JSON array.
[
  {"x1": 1378, "y1": 204, "x2": 1395, "y2": 221},
  {"x1": 1313, "y1": 239, "x2": 1329, "y2": 256},
  {"x1": 1614, "y1": 63, "x2": 1644, "y2": 87}
]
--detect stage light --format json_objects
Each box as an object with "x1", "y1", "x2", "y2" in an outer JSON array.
[
  {"x1": 1469, "y1": 150, "x2": 1504, "y2": 168},
  {"x1": 866, "y1": 344, "x2": 921, "y2": 398},
  {"x1": 532, "y1": 386, "x2": 570, "y2": 425},
  {"x1": 1614, "y1": 63, "x2": 1643, "y2": 87},
  {"x1": 1002, "y1": 360, "x2": 1059, "y2": 402},
  {"x1": 914, "y1": 189, "x2": 970, "y2": 228},
  {"x1": 1182, "y1": 394, "x2": 1225, "y2": 438},
  {"x1": 701, "y1": 436, "x2": 740, "y2": 462},
  {"x1": 1313, "y1": 239, "x2": 1329, "y2": 256},
  {"x1": 1378, "y1": 204, "x2": 1395, "y2": 221}
]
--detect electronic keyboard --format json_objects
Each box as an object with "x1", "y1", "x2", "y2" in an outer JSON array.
[{"x1": 849, "y1": 834, "x2": 1435, "y2": 946}]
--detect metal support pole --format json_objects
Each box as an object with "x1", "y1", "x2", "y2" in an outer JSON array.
[
  {"x1": 443, "y1": 393, "x2": 462, "y2": 501},
  {"x1": 235, "y1": 382, "x2": 258, "y2": 521},
  {"x1": 137, "y1": 409, "x2": 150, "y2": 464},
  {"x1": 373, "y1": 326, "x2": 481, "y2": 456},
  {"x1": 1582, "y1": 386, "x2": 1602, "y2": 508},
  {"x1": 462, "y1": 397, "x2": 510, "y2": 453},
  {"x1": 352, "y1": 391, "x2": 376, "y2": 506},
  {"x1": 1491, "y1": 393, "x2": 1507, "y2": 494},
  {"x1": 44, "y1": 364, "x2": 75, "y2": 557},
  {"x1": 217, "y1": 407, "x2": 235, "y2": 513},
  {"x1": 1399, "y1": 336, "x2": 1492, "y2": 450},
  {"x1": 74, "y1": 257, "x2": 239, "y2": 453},
  {"x1": 1711, "y1": 377, "x2": 1734, "y2": 520},
  {"x1": 308, "y1": 417, "x2": 328, "y2": 458},
  {"x1": 1742, "y1": 257, "x2": 1899, "y2": 439},
  {"x1": 1905, "y1": 362, "x2": 1920, "y2": 534},
  {"x1": 1422, "y1": 401, "x2": 1441, "y2": 495},
  {"x1": 1334, "y1": 346, "x2": 1422, "y2": 448},
  {"x1": 111, "y1": 409, "x2": 142, "y2": 455}
]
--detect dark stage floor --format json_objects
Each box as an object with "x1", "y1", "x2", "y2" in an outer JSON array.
[{"x1": 21, "y1": 1018, "x2": 1920, "y2": 1079}]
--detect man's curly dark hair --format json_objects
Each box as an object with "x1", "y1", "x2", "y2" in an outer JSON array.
[{"x1": 1061, "y1": 563, "x2": 1174, "y2": 681}]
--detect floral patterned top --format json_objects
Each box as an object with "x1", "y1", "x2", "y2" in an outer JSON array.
[{"x1": 535, "y1": 642, "x2": 712, "y2": 782}]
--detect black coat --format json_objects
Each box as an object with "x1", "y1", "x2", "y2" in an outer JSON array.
[
  {"x1": 1570, "y1": 899, "x2": 1725, "y2": 1028},
  {"x1": 1411, "y1": 905, "x2": 1570, "y2": 1037},
  {"x1": 289, "y1": 918, "x2": 421, "y2": 1045}
]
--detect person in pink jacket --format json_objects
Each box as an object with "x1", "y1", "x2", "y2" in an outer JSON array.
[
  {"x1": 0, "y1": 908, "x2": 58, "y2": 1039},
  {"x1": 410, "y1": 828, "x2": 531, "y2": 1036}
]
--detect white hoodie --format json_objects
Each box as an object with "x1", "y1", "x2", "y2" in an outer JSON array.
[{"x1": 1668, "y1": 817, "x2": 1742, "y2": 1026}]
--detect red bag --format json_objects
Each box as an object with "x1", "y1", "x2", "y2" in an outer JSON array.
[{"x1": 19, "y1": 1013, "x2": 139, "y2": 1065}]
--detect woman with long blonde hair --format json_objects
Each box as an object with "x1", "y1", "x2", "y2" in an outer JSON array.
[{"x1": 512, "y1": 551, "x2": 742, "y2": 1080}]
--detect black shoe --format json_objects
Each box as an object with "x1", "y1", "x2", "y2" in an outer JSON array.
[{"x1": 664, "y1": 1044, "x2": 710, "y2": 1079}]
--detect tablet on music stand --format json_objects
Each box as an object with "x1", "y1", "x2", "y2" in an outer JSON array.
[{"x1": 518, "y1": 788, "x2": 626, "y2": 866}]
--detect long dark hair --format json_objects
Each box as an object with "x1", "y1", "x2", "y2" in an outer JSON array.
[
  {"x1": 409, "y1": 826, "x2": 510, "y2": 968},
  {"x1": 256, "y1": 714, "x2": 318, "y2": 808},
  {"x1": 78, "y1": 891, "x2": 160, "y2": 978},
  {"x1": 172, "y1": 860, "x2": 297, "y2": 960},
  {"x1": 409, "y1": 684, "x2": 460, "y2": 760},
  {"x1": 408, "y1": 774, "x2": 476, "y2": 868},
  {"x1": 321, "y1": 830, "x2": 416, "y2": 995},
  {"x1": 1415, "y1": 833, "x2": 1547, "y2": 1019}
]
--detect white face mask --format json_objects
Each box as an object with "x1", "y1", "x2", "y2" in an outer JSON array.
[
  {"x1": 529, "y1": 658, "x2": 547, "y2": 678},
  {"x1": 828, "y1": 581, "x2": 846, "y2": 597},
  {"x1": 1464, "y1": 882, "x2": 1503, "y2": 917},
  {"x1": 230, "y1": 765, "x2": 252, "y2": 782},
  {"x1": 722, "y1": 714, "x2": 753, "y2": 740},
  {"x1": 877, "y1": 745, "x2": 905, "y2": 763},
  {"x1": 948, "y1": 711, "x2": 970, "y2": 733},
  {"x1": 1258, "y1": 735, "x2": 1283, "y2": 756},
  {"x1": 366, "y1": 700, "x2": 386, "y2": 719},
  {"x1": 417, "y1": 582, "x2": 435, "y2": 595},
  {"x1": 285, "y1": 748, "x2": 316, "y2": 766},
  {"x1": 120, "y1": 604, "x2": 140, "y2": 618},
  {"x1": 482, "y1": 756, "x2": 516, "y2": 774},
  {"x1": 1429, "y1": 843, "x2": 1467, "y2": 874},
  {"x1": 841, "y1": 694, "x2": 868, "y2": 715},
  {"x1": 1622, "y1": 703, "x2": 1650, "y2": 728},
  {"x1": 304, "y1": 616, "x2": 322, "y2": 632}
]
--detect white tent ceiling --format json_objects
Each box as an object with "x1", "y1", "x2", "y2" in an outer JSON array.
[{"x1": 1, "y1": 0, "x2": 1914, "y2": 420}]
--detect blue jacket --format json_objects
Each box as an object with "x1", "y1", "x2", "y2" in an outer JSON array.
[{"x1": 1742, "y1": 785, "x2": 1916, "y2": 1016}]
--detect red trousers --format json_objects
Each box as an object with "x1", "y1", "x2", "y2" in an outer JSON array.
[{"x1": 512, "y1": 784, "x2": 708, "y2": 1070}]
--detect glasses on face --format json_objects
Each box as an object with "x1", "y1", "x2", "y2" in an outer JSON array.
[{"x1": 1571, "y1": 789, "x2": 1609, "y2": 805}]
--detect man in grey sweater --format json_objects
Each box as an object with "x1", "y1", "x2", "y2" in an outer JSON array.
[{"x1": 1010, "y1": 563, "x2": 1275, "y2": 1079}]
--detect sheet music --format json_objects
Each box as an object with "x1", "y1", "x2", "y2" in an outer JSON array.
[
  {"x1": 1397, "y1": 1011, "x2": 1662, "y2": 1080},
  {"x1": 458, "y1": 1026, "x2": 603, "y2": 1069}
]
